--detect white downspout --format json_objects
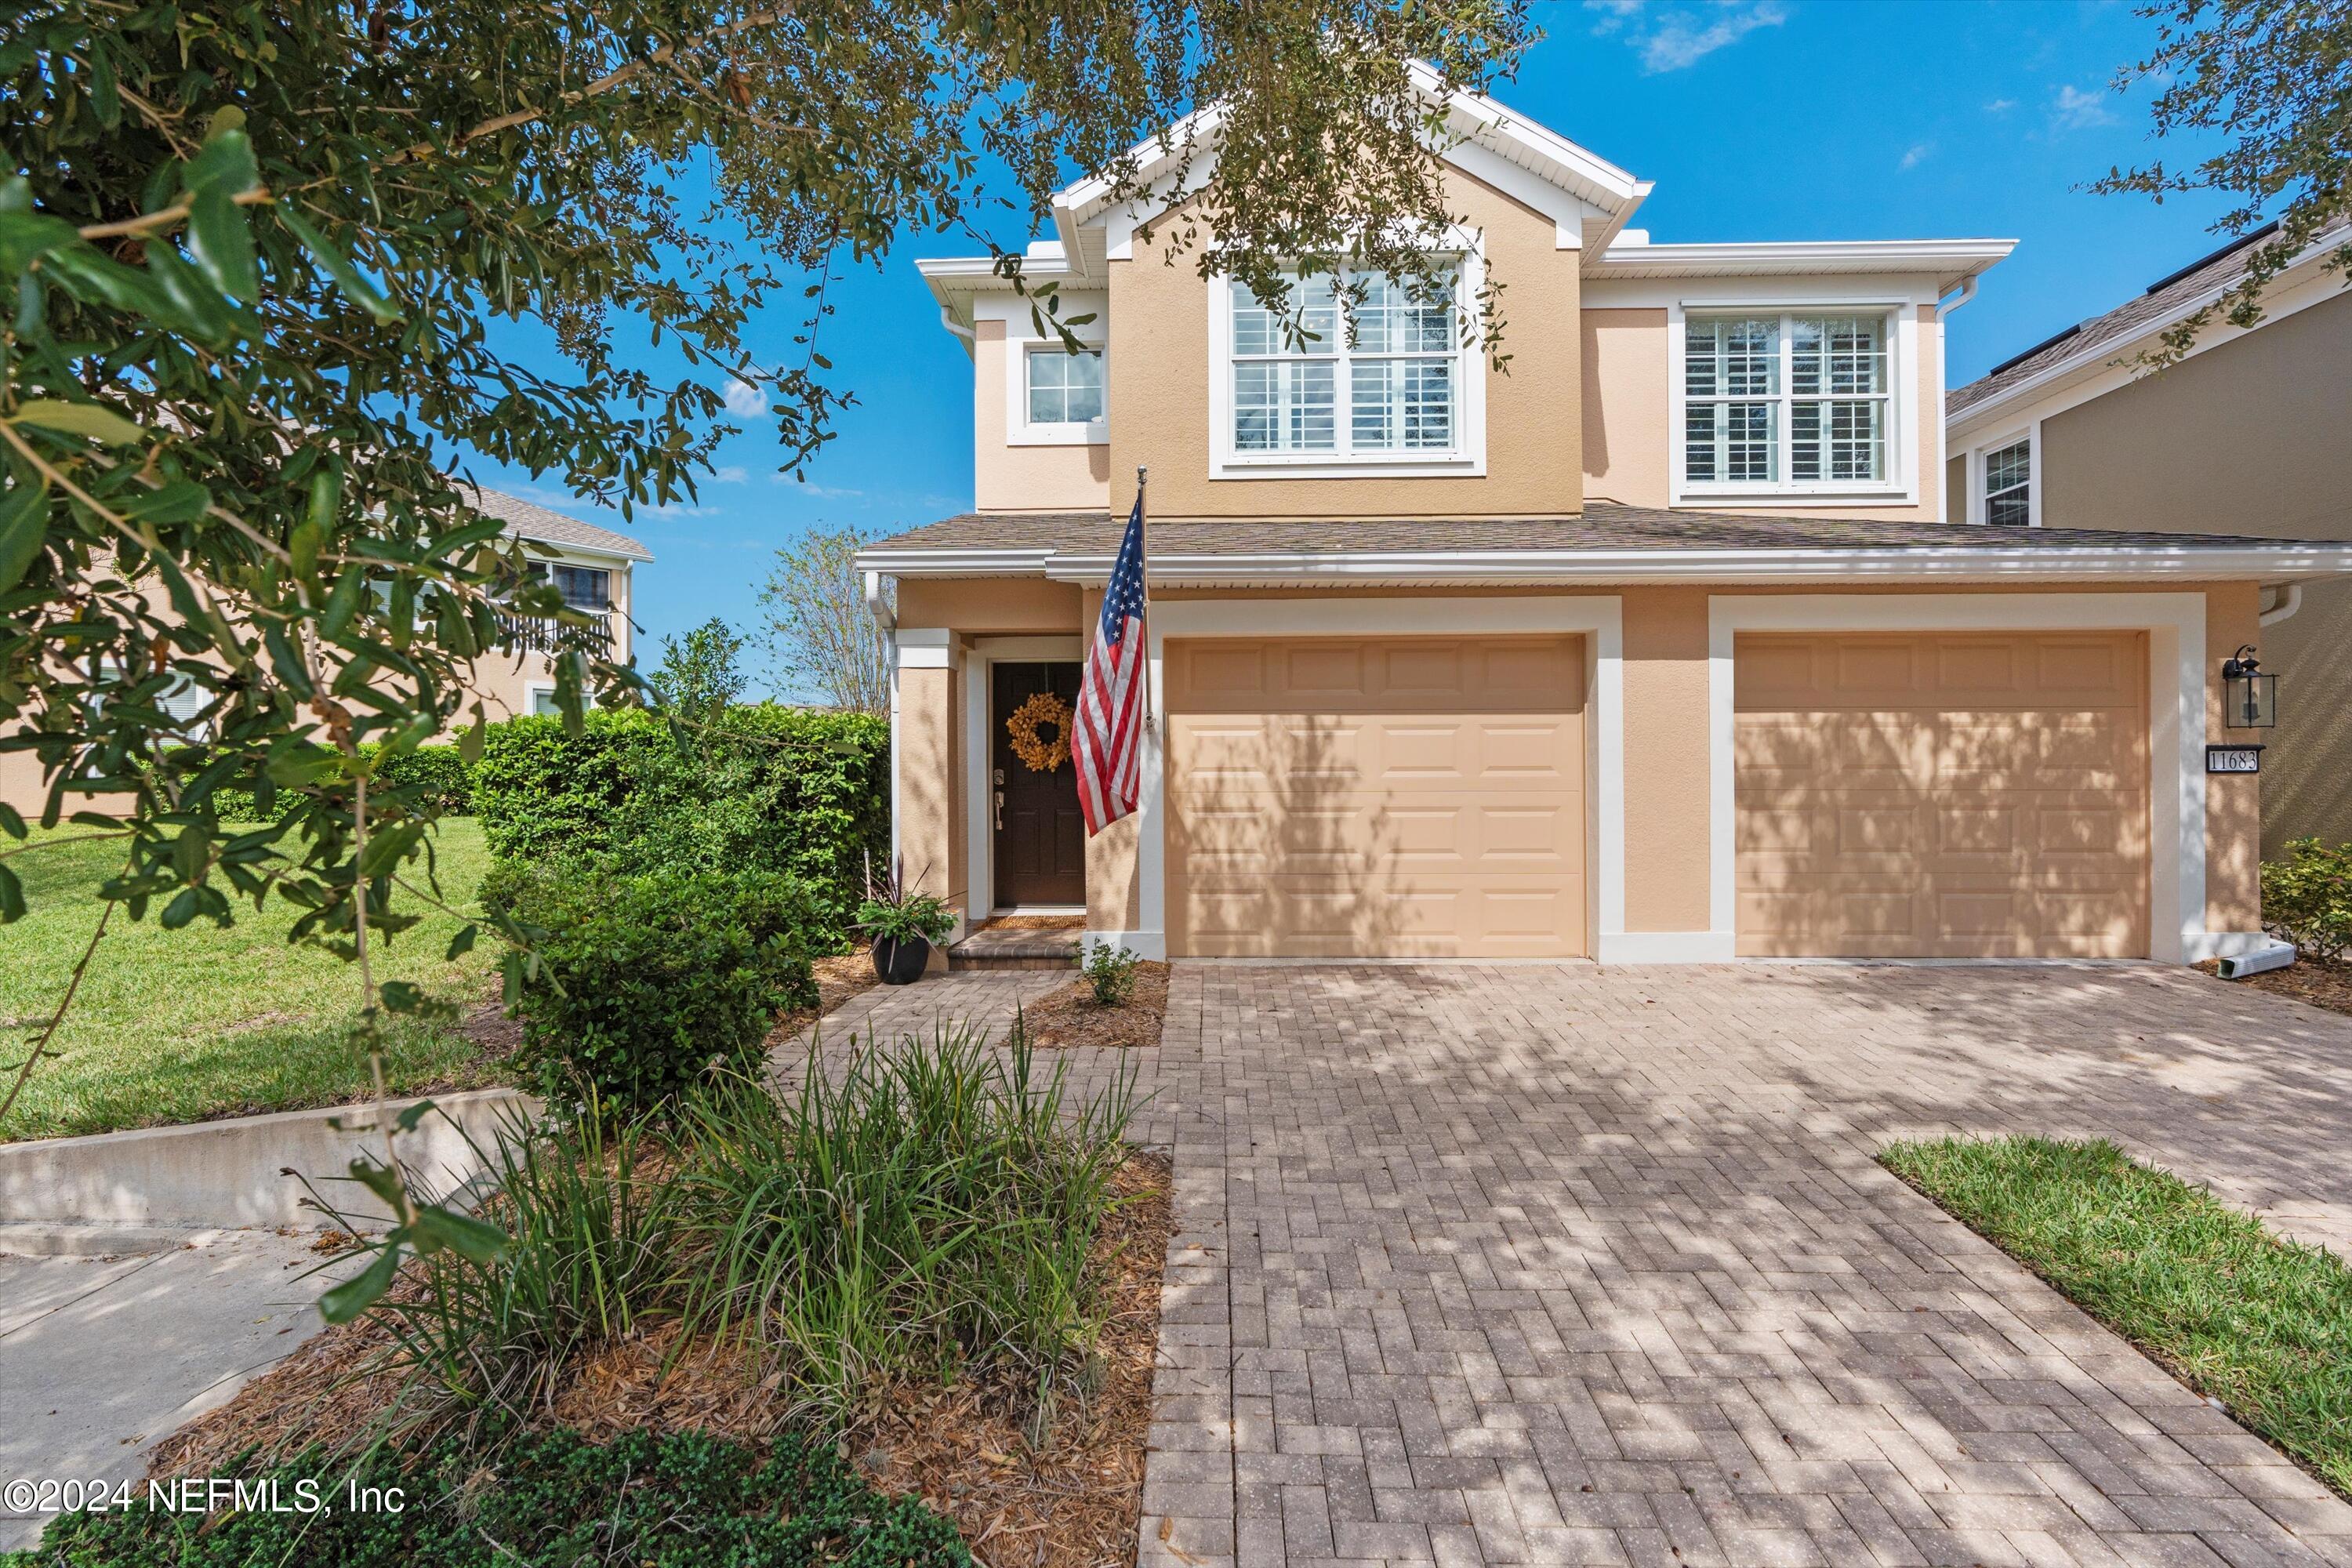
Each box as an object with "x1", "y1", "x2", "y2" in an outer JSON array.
[
  {"x1": 1934, "y1": 274, "x2": 1981, "y2": 524},
  {"x1": 938, "y1": 305, "x2": 975, "y2": 347},
  {"x1": 2260, "y1": 583, "x2": 2304, "y2": 626}
]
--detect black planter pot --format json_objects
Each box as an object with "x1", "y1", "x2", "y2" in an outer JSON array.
[{"x1": 871, "y1": 934, "x2": 931, "y2": 985}]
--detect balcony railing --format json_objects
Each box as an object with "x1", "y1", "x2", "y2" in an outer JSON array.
[{"x1": 496, "y1": 610, "x2": 615, "y2": 656}]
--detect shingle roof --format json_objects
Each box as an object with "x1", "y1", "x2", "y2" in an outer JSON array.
[
  {"x1": 463, "y1": 485, "x2": 654, "y2": 561},
  {"x1": 862, "y1": 503, "x2": 2325, "y2": 558},
  {"x1": 1948, "y1": 223, "x2": 2345, "y2": 421}
]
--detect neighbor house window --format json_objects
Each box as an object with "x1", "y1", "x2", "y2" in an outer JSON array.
[
  {"x1": 1984, "y1": 436, "x2": 2031, "y2": 527},
  {"x1": 528, "y1": 562, "x2": 612, "y2": 611},
  {"x1": 1025, "y1": 344, "x2": 1103, "y2": 425},
  {"x1": 1229, "y1": 268, "x2": 1458, "y2": 458},
  {"x1": 1686, "y1": 312, "x2": 1893, "y2": 488}
]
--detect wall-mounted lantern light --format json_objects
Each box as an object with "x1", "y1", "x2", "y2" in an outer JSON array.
[{"x1": 2221, "y1": 644, "x2": 2277, "y2": 729}]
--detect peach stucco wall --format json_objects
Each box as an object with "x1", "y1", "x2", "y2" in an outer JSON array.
[
  {"x1": 1103, "y1": 168, "x2": 1582, "y2": 521},
  {"x1": 972, "y1": 319, "x2": 1113, "y2": 514},
  {"x1": 892, "y1": 579, "x2": 2265, "y2": 956},
  {"x1": 1619, "y1": 587, "x2": 1712, "y2": 933}
]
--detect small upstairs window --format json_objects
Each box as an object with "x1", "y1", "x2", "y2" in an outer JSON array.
[
  {"x1": 1984, "y1": 436, "x2": 2031, "y2": 527},
  {"x1": 1025, "y1": 345, "x2": 1104, "y2": 426}
]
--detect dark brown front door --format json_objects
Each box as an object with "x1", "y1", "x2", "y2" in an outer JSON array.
[{"x1": 993, "y1": 662, "x2": 1087, "y2": 908}]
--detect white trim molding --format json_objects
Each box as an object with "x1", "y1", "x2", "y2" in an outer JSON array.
[
  {"x1": 1706, "y1": 592, "x2": 2213, "y2": 965},
  {"x1": 1138, "y1": 596, "x2": 1627, "y2": 963}
]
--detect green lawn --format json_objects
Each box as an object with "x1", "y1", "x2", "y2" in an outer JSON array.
[
  {"x1": 0, "y1": 818, "x2": 508, "y2": 1143},
  {"x1": 1882, "y1": 1134, "x2": 2352, "y2": 1497}
]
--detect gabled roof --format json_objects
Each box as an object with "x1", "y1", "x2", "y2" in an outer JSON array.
[
  {"x1": 855, "y1": 505, "x2": 2352, "y2": 586},
  {"x1": 463, "y1": 485, "x2": 654, "y2": 563},
  {"x1": 1949, "y1": 222, "x2": 2350, "y2": 426}
]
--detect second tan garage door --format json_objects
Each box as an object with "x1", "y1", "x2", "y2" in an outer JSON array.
[
  {"x1": 1736, "y1": 631, "x2": 2150, "y2": 958},
  {"x1": 1166, "y1": 635, "x2": 1586, "y2": 958}
]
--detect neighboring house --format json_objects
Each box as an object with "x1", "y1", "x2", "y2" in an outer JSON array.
[
  {"x1": 0, "y1": 486, "x2": 649, "y2": 818},
  {"x1": 462, "y1": 487, "x2": 652, "y2": 719},
  {"x1": 1947, "y1": 226, "x2": 2352, "y2": 855},
  {"x1": 856, "y1": 78, "x2": 2352, "y2": 968}
]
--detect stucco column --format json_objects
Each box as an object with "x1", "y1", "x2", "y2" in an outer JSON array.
[
  {"x1": 893, "y1": 629, "x2": 966, "y2": 971},
  {"x1": 1618, "y1": 586, "x2": 1715, "y2": 940},
  {"x1": 2205, "y1": 583, "x2": 2264, "y2": 935}
]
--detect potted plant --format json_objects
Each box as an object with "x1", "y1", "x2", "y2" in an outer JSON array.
[{"x1": 854, "y1": 853, "x2": 957, "y2": 985}]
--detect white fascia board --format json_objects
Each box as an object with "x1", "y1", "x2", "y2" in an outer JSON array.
[
  {"x1": 1592, "y1": 238, "x2": 2014, "y2": 292},
  {"x1": 1053, "y1": 68, "x2": 1641, "y2": 241},
  {"x1": 1947, "y1": 246, "x2": 2350, "y2": 441},
  {"x1": 861, "y1": 543, "x2": 2352, "y2": 586}
]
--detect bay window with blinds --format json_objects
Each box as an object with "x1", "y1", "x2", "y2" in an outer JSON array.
[
  {"x1": 1226, "y1": 267, "x2": 1462, "y2": 463},
  {"x1": 1683, "y1": 311, "x2": 1897, "y2": 493}
]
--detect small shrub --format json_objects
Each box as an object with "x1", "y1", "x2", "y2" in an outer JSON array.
[
  {"x1": 1080, "y1": 942, "x2": 1139, "y2": 1006},
  {"x1": 2262, "y1": 837, "x2": 2352, "y2": 964},
  {"x1": 679, "y1": 1022, "x2": 1138, "y2": 1425},
  {"x1": 505, "y1": 862, "x2": 822, "y2": 1109},
  {"x1": 16, "y1": 1428, "x2": 968, "y2": 1566},
  {"x1": 851, "y1": 854, "x2": 956, "y2": 947}
]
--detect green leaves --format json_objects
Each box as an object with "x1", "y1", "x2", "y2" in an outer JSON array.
[
  {"x1": 0, "y1": 474, "x2": 50, "y2": 592},
  {"x1": 9, "y1": 400, "x2": 145, "y2": 447},
  {"x1": 278, "y1": 208, "x2": 402, "y2": 325}
]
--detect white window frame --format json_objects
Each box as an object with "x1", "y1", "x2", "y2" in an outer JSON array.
[
  {"x1": 1965, "y1": 420, "x2": 2042, "y2": 528},
  {"x1": 1207, "y1": 245, "x2": 1488, "y2": 480},
  {"x1": 1666, "y1": 299, "x2": 1918, "y2": 506},
  {"x1": 1008, "y1": 338, "x2": 1108, "y2": 446}
]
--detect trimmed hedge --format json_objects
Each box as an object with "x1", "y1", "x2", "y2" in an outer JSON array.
[
  {"x1": 7, "y1": 1428, "x2": 970, "y2": 1566},
  {"x1": 485, "y1": 858, "x2": 822, "y2": 1108},
  {"x1": 2263, "y1": 837, "x2": 2352, "y2": 965},
  {"x1": 472, "y1": 707, "x2": 889, "y2": 935},
  {"x1": 207, "y1": 742, "x2": 474, "y2": 821}
]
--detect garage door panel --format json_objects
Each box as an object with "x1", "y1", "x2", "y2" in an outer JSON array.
[
  {"x1": 1167, "y1": 634, "x2": 1585, "y2": 959},
  {"x1": 1737, "y1": 631, "x2": 2147, "y2": 959}
]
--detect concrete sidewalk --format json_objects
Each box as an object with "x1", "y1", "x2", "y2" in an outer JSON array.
[{"x1": 0, "y1": 1229, "x2": 347, "y2": 1552}]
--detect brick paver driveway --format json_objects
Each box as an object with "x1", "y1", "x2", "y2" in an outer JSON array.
[{"x1": 1135, "y1": 962, "x2": 2352, "y2": 1568}]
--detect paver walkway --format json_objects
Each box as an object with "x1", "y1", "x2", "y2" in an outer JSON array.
[{"x1": 1134, "y1": 962, "x2": 2352, "y2": 1568}]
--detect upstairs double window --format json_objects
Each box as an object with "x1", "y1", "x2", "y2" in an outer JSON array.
[
  {"x1": 1683, "y1": 311, "x2": 1896, "y2": 492},
  {"x1": 1225, "y1": 267, "x2": 1465, "y2": 463}
]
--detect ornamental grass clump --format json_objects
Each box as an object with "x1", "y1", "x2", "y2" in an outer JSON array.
[{"x1": 679, "y1": 1018, "x2": 1139, "y2": 1426}]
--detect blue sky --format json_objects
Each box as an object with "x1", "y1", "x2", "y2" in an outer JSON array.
[{"x1": 459, "y1": 0, "x2": 2239, "y2": 692}]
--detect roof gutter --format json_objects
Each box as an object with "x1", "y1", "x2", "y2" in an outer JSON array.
[{"x1": 857, "y1": 543, "x2": 2352, "y2": 587}]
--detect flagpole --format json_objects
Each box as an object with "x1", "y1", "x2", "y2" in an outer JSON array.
[{"x1": 1135, "y1": 464, "x2": 1152, "y2": 733}]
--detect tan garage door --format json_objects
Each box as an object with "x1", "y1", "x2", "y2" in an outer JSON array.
[
  {"x1": 1736, "y1": 631, "x2": 2149, "y2": 958},
  {"x1": 1167, "y1": 635, "x2": 1586, "y2": 958}
]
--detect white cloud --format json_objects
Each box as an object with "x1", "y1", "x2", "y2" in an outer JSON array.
[
  {"x1": 721, "y1": 376, "x2": 768, "y2": 420},
  {"x1": 1984, "y1": 96, "x2": 2017, "y2": 114},
  {"x1": 2051, "y1": 84, "x2": 2118, "y2": 132},
  {"x1": 1590, "y1": 0, "x2": 1788, "y2": 73},
  {"x1": 713, "y1": 465, "x2": 750, "y2": 485},
  {"x1": 771, "y1": 473, "x2": 864, "y2": 500},
  {"x1": 1899, "y1": 142, "x2": 1933, "y2": 171}
]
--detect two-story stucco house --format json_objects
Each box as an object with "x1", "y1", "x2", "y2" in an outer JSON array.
[
  {"x1": 857, "y1": 82, "x2": 2352, "y2": 968},
  {"x1": 0, "y1": 485, "x2": 649, "y2": 819},
  {"x1": 1947, "y1": 224, "x2": 2352, "y2": 857}
]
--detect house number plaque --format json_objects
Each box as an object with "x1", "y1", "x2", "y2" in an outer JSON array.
[{"x1": 2206, "y1": 744, "x2": 2264, "y2": 775}]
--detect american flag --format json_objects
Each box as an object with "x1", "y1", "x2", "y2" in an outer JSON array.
[{"x1": 1073, "y1": 495, "x2": 1148, "y2": 835}]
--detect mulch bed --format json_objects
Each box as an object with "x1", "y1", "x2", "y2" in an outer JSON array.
[
  {"x1": 2195, "y1": 955, "x2": 2352, "y2": 1019},
  {"x1": 976, "y1": 915, "x2": 1087, "y2": 933},
  {"x1": 1020, "y1": 962, "x2": 1170, "y2": 1051},
  {"x1": 146, "y1": 1154, "x2": 1174, "y2": 1568}
]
